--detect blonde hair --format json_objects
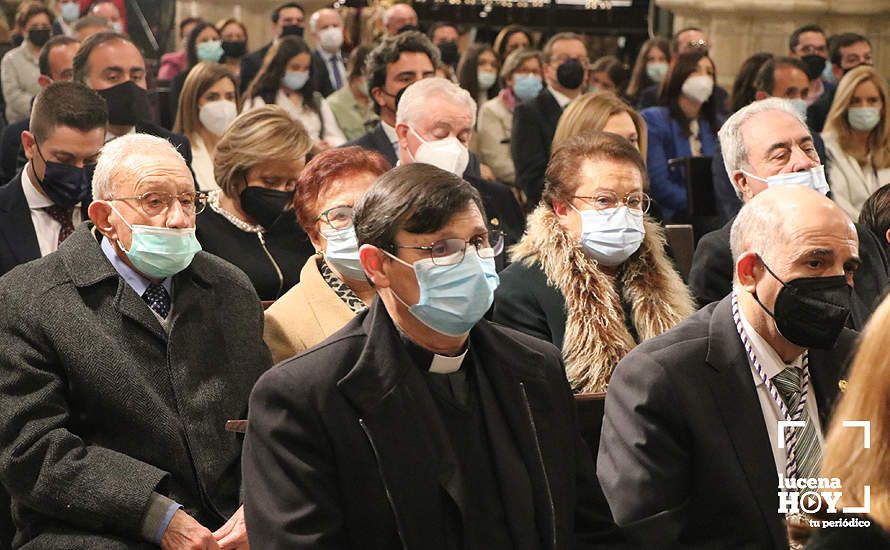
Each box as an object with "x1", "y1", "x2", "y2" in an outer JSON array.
[
  {"x1": 552, "y1": 91, "x2": 648, "y2": 157},
  {"x1": 820, "y1": 294, "x2": 890, "y2": 529},
  {"x1": 213, "y1": 105, "x2": 312, "y2": 198},
  {"x1": 173, "y1": 62, "x2": 240, "y2": 139},
  {"x1": 824, "y1": 66, "x2": 890, "y2": 169}
]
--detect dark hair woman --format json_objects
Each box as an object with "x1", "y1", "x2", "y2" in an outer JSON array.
[{"x1": 457, "y1": 43, "x2": 499, "y2": 106}]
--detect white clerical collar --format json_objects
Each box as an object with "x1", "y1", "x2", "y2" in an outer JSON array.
[{"x1": 428, "y1": 348, "x2": 468, "y2": 374}]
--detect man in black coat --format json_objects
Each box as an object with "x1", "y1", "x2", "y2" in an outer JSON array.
[
  {"x1": 239, "y1": 2, "x2": 306, "y2": 93},
  {"x1": 599, "y1": 184, "x2": 859, "y2": 548},
  {"x1": 0, "y1": 134, "x2": 271, "y2": 548},
  {"x1": 692, "y1": 98, "x2": 888, "y2": 321},
  {"x1": 0, "y1": 81, "x2": 105, "y2": 278},
  {"x1": 394, "y1": 77, "x2": 525, "y2": 246},
  {"x1": 73, "y1": 32, "x2": 194, "y2": 173},
  {"x1": 243, "y1": 163, "x2": 621, "y2": 549},
  {"x1": 511, "y1": 32, "x2": 588, "y2": 211},
  {"x1": 806, "y1": 33, "x2": 873, "y2": 133},
  {"x1": 308, "y1": 8, "x2": 347, "y2": 99}
]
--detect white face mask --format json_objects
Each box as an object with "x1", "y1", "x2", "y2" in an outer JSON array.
[
  {"x1": 477, "y1": 70, "x2": 497, "y2": 91},
  {"x1": 198, "y1": 100, "x2": 238, "y2": 136},
  {"x1": 318, "y1": 26, "x2": 343, "y2": 52},
  {"x1": 742, "y1": 164, "x2": 830, "y2": 196},
  {"x1": 407, "y1": 126, "x2": 469, "y2": 177},
  {"x1": 681, "y1": 74, "x2": 714, "y2": 104},
  {"x1": 571, "y1": 205, "x2": 646, "y2": 266}
]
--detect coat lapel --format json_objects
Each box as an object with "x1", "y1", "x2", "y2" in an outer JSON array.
[
  {"x1": 703, "y1": 297, "x2": 786, "y2": 547},
  {"x1": 336, "y1": 301, "x2": 460, "y2": 549},
  {"x1": 371, "y1": 123, "x2": 398, "y2": 166},
  {"x1": 0, "y1": 175, "x2": 41, "y2": 264}
]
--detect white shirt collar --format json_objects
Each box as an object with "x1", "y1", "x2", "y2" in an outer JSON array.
[
  {"x1": 548, "y1": 85, "x2": 573, "y2": 109},
  {"x1": 429, "y1": 348, "x2": 469, "y2": 374},
  {"x1": 737, "y1": 297, "x2": 804, "y2": 384},
  {"x1": 381, "y1": 120, "x2": 399, "y2": 146},
  {"x1": 21, "y1": 163, "x2": 54, "y2": 209}
]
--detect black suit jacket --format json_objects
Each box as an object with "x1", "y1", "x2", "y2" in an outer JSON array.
[
  {"x1": 0, "y1": 118, "x2": 28, "y2": 184},
  {"x1": 310, "y1": 49, "x2": 337, "y2": 98},
  {"x1": 493, "y1": 260, "x2": 567, "y2": 348},
  {"x1": 688, "y1": 217, "x2": 889, "y2": 327},
  {"x1": 243, "y1": 298, "x2": 622, "y2": 549},
  {"x1": 0, "y1": 225, "x2": 272, "y2": 548},
  {"x1": 807, "y1": 87, "x2": 836, "y2": 134},
  {"x1": 598, "y1": 296, "x2": 855, "y2": 548},
  {"x1": 0, "y1": 173, "x2": 40, "y2": 277},
  {"x1": 240, "y1": 43, "x2": 272, "y2": 94},
  {"x1": 511, "y1": 89, "x2": 563, "y2": 211}
]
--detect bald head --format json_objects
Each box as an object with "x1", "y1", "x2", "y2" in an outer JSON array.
[
  {"x1": 384, "y1": 4, "x2": 417, "y2": 35},
  {"x1": 731, "y1": 185, "x2": 857, "y2": 273}
]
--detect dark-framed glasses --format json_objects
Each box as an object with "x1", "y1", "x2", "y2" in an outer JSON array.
[
  {"x1": 392, "y1": 230, "x2": 505, "y2": 266},
  {"x1": 315, "y1": 205, "x2": 354, "y2": 229},
  {"x1": 110, "y1": 190, "x2": 208, "y2": 216},
  {"x1": 573, "y1": 191, "x2": 651, "y2": 213}
]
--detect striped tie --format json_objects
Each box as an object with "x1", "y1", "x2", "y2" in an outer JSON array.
[{"x1": 772, "y1": 367, "x2": 822, "y2": 479}]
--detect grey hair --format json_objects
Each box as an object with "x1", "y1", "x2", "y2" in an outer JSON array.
[
  {"x1": 308, "y1": 8, "x2": 340, "y2": 33},
  {"x1": 382, "y1": 4, "x2": 411, "y2": 27},
  {"x1": 500, "y1": 47, "x2": 543, "y2": 80},
  {"x1": 396, "y1": 77, "x2": 477, "y2": 127},
  {"x1": 92, "y1": 134, "x2": 188, "y2": 199},
  {"x1": 718, "y1": 97, "x2": 809, "y2": 199}
]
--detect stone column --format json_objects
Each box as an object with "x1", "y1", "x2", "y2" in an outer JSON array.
[{"x1": 656, "y1": 0, "x2": 890, "y2": 88}]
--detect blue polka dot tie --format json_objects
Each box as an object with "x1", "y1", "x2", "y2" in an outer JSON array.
[{"x1": 142, "y1": 283, "x2": 171, "y2": 319}]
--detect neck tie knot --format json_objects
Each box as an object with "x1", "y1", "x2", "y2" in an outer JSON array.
[{"x1": 43, "y1": 204, "x2": 75, "y2": 244}]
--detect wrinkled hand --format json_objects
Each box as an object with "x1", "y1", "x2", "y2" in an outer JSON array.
[
  {"x1": 161, "y1": 510, "x2": 220, "y2": 550},
  {"x1": 213, "y1": 505, "x2": 249, "y2": 550}
]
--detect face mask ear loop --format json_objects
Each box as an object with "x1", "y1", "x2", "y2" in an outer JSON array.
[
  {"x1": 107, "y1": 202, "x2": 135, "y2": 253},
  {"x1": 750, "y1": 254, "x2": 786, "y2": 320}
]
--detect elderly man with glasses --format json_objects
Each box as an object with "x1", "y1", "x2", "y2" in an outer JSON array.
[
  {"x1": 243, "y1": 162, "x2": 622, "y2": 549},
  {"x1": 0, "y1": 133, "x2": 271, "y2": 549}
]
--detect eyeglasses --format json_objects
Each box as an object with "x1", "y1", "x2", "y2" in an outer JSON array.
[
  {"x1": 391, "y1": 231, "x2": 505, "y2": 266},
  {"x1": 573, "y1": 191, "x2": 651, "y2": 213},
  {"x1": 110, "y1": 191, "x2": 208, "y2": 216},
  {"x1": 686, "y1": 39, "x2": 710, "y2": 51},
  {"x1": 315, "y1": 205, "x2": 354, "y2": 229}
]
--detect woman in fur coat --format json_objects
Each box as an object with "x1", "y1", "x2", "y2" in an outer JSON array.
[{"x1": 493, "y1": 131, "x2": 695, "y2": 393}]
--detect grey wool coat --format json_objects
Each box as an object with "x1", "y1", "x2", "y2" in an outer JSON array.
[{"x1": 0, "y1": 224, "x2": 273, "y2": 549}]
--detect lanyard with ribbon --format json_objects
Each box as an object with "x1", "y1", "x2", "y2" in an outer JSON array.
[{"x1": 731, "y1": 292, "x2": 811, "y2": 481}]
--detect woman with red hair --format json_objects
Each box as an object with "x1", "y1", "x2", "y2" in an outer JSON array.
[{"x1": 263, "y1": 146, "x2": 390, "y2": 363}]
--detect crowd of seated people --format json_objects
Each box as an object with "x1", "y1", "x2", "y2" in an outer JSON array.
[{"x1": 0, "y1": 2, "x2": 889, "y2": 548}]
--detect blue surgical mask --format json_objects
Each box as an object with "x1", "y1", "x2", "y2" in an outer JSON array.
[
  {"x1": 60, "y1": 1, "x2": 80, "y2": 23},
  {"x1": 283, "y1": 70, "x2": 309, "y2": 90},
  {"x1": 109, "y1": 204, "x2": 202, "y2": 279},
  {"x1": 821, "y1": 60, "x2": 836, "y2": 84},
  {"x1": 572, "y1": 205, "x2": 646, "y2": 267},
  {"x1": 196, "y1": 40, "x2": 224, "y2": 63},
  {"x1": 742, "y1": 165, "x2": 830, "y2": 196},
  {"x1": 512, "y1": 74, "x2": 542, "y2": 103},
  {"x1": 323, "y1": 226, "x2": 366, "y2": 281},
  {"x1": 847, "y1": 107, "x2": 881, "y2": 132},
  {"x1": 386, "y1": 248, "x2": 500, "y2": 336}
]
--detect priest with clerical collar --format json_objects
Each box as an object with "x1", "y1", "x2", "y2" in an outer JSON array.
[{"x1": 242, "y1": 162, "x2": 623, "y2": 549}]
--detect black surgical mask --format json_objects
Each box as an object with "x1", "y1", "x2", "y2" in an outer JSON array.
[
  {"x1": 240, "y1": 185, "x2": 292, "y2": 229},
  {"x1": 221, "y1": 40, "x2": 247, "y2": 59},
  {"x1": 33, "y1": 144, "x2": 93, "y2": 208},
  {"x1": 280, "y1": 25, "x2": 303, "y2": 38},
  {"x1": 438, "y1": 41, "x2": 459, "y2": 66},
  {"x1": 28, "y1": 28, "x2": 51, "y2": 47},
  {"x1": 96, "y1": 81, "x2": 150, "y2": 126},
  {"x1": 556, "y1": 58, "x2": 585, "y2": 90},
  {"x1": 752, "y1": 258, "x2": 852, "y2": 350},
  {"x1": 800, "y1": 55, "x2": 827, "y2": 81}
]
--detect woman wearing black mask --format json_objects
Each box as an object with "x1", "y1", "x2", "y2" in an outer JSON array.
[
  {"x1": 195, "y1": 106, "x2": 315, "y2": 300},
  {"x1": 1, "y1": 4, "x2": 53, "y2": 124},
  {"x1": 216, "y1": 18, "x2": 248, "y2": 82}
]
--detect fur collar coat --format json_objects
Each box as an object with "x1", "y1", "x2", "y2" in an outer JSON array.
[{"x1": 510, "y1": 205, "x2": 696, "y2": 393}]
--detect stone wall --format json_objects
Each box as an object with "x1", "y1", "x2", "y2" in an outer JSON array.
[{"x1": 656, "y1": 0, "x2": 890, "y2": 88}]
